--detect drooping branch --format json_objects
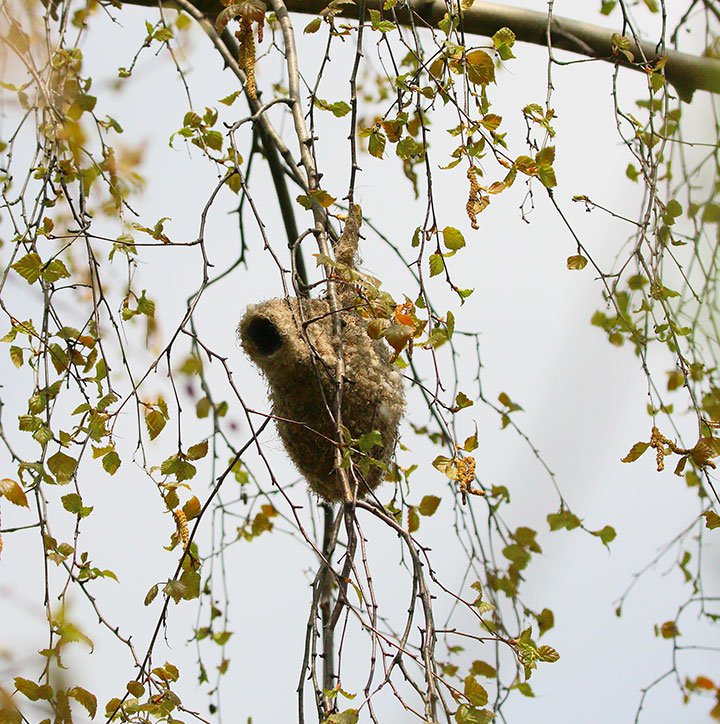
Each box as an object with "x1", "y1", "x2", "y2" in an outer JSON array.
[{"x1": 114, "y1": 0, "x2": 720, "y2": 100}]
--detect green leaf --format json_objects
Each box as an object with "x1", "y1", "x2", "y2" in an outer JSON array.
[
  {"x1": 153, "y1": 26, "x2": 173, "y2": 42},
  {"x1": 666, "y1": 199, "x2": 682, "y2": 218},
  {"x1": 536, "y1": 145, "x2": 555, "y2": 166},
  {"x1": 144, "y1": 583, "x2": 159, "y2": 606},
  {"x1": 315, "y1": 98, "x2": 351, "y2": 117},
  {"x1": 0, "y1": 478, "x2": 28, "y2": 507},
  {"x1": 702, "y1": 203, "x2": 720, "y2": 223},
  {"x1": 182, "y1": 496, "x2": 201, "y2": 521},
  {"x1": 146, "y1": 409, "x2": 166, "y2": 440},
  {"x1": 432, "y1": 455, "x2": 457, "y2": 480},
  {"x1": 566, "y1": 254, "x2": 588, "y2": 270},
  {"x1": 470, "y1": 660, "x2": 497, "y2": 678},
  {"x1": 443, "y1": 226, "x2": 466, "y2": 251},
  {"x1": 593, "y1": 525, "x2": 616, "y2": 546},
  {"x1": 358, "y1": 430, "x2": 383, "y2": 454},
  {"x1": 621, "y1": 441, "x2": 650, "y2": 463},
  {"x1": 68, "y1": 687, "x2": 97, "y2": 719},
  {"x1": 41, "y1": 259, "x2": 70, "y2": 283},
  {"x1": 137, "y1": 290, "x2": 155, "y2": 317},
  {"x1": 368, "y1": 9, "x2": 395, "y2": 32},
  {"x1": 102, "y1": 450, "x2": 121, "y2": 475},
  {"x1": 61, "y1": 493, "x2": 93, "y2": 518},
  {"x1": 304, "y1": 17, "x2": 322, "y2": 33},
  {"x1": 418, "y1": 495, "x2": 441, "y2": 516},
  {"x1": 183, "y1": 111, "x2": 202, "y2": 128},
  {"x1": 167, "y1": 567, "x2": 201, "y2": 601},
  {"x1": 463, "y1": 432, "x2": 478, "y2": 452},
  {"x1": 429, "y1": 252, "x2": 444, "y2": 277},
  {"x1": 14, "y1": 677, "x2": 41, "y2": 701},
  {"x1": 196, "y1": 397, "x2": 211, "y2": 418},
  {"x1": 326, "y1": 711, "x2": 359, "y2": 724},
  {"x1": 203, "y1": 129, "x2": 223, "y2": 151},
  {"x1": 187, "y1": 440, "x2": 209, "y2": 460},
  {"x1": 60, "y1": 491, "x2": 82, "y2": 517},
  {"x1": 492, "y1": 27, "x2": 516, "y2": 60},
  {"x1": 537, "y1": 607, "x2": 554, "y2": 636},
  {"x1": 11, "y1": 253, "x2": 42, "y2": 284},
  {"x1": 547, "y1": 510, "x2": 581, "y2": 531},
  {"x1": 47, "y1": 451, "x2": 78, "y2": 484},
  {"x1": 538, "y1": 163, "x2": 557, "y2": 188},
  {"x1": 464, "y1": 676, "x2": 489, "y2": 707},
  {"x1": 466, "y1": 50, "x2": 495, "y2": 85},
  {"x1": 161, "y1": 454, "x2": 197, "y2": 482},
  {"x1": 502, "y1": 543, "x2": 530, "y2": 569},
  {"x1": 212, "y1": 630, "x2": 233, "y2": 645},
  {"x1": 407, "y1": 506, "x2": 420, "y2": 532},
  {"x1": 454, "y1": 391, "x2": 474, "y2": 410},
  {"x1": 126, "y1": 680, "x2": 145, "y2": 697},
  {"x1": 455, "y1": 704, "x2": 495, "y2": 724},
  {"x1": 368, "y1": 128, "x2": 386, "y2": 158},
  {"x1": 219, "y1": 90, "x2": 241, "y2": 106},
  {"x1": 9, "y1": 345, "x2": 23, "y2": 368}
]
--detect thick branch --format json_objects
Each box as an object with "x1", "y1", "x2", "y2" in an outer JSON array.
[
  {"x1": 117, "y1": 0, "x2": 720, "y2": 101},
  {"x1": 290, "y1": 0, "x2": 720, "y2": 100}
]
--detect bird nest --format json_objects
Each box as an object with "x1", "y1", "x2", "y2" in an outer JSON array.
[{"x1": 238, "y1": 214, "x2": 405, "y2": 501}]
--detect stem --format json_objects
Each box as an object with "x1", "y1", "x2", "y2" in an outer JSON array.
[{"x1": 319, "y1": 502, "x2": 337, "y2": 702}]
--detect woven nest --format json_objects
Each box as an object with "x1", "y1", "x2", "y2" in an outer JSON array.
[{"x1": 238, "y1": 216, "x2": 405, "y2": 501}]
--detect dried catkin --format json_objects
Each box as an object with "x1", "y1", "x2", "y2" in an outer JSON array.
[{"x1": 238, "y1": 216, "x2": 405, "y2": 501}]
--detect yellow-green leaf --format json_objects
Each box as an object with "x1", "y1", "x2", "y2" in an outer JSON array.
[
  {"x1": 102, "y1": 450, "x2": 121, "y2": 475},
  {"x1": 146, "y1": 409, "x2": 166, "y2": 441},
  {"x1": 566, "y1": 254, "x2": 588, "y2": 270},
  {"x1": 68, "y1": 686, "x2": 97, "y2": 719},
  {"x1": 621, "y1": 441, "x2": 650, "y2": 463},
  {"x1": 182, "y1": 495, "x2": 202, "y2": 521},
  {"x1": 429, "y1": 253, "x2": 444, "y2": 277},
  {"x1": 47, "y1": 451, "x2": 78, "y2": 484},
  {"x1": 304, "y1": 17, "x2": 322, "y2": 33},
  {"x1": 187, "y1": 440, "x2": 208, "y2": 461},
  {"x1": 443, "y1": 226, "x2": 466, "y2": 251},
  {"x1": 466, "y1": 50, "x2": 495, "y2": 85},
  {"x1": 418, "y1": 495, "x2": 441, "y2": 516},
  {"x1": 408, "y1": 506, "x2": 420, "y2": 532},
  {"x1": 464, "y1": 675, "x2": 488, "y2": 706},
  {"x1": 11, "y1": 253, "x2": 42, "y2": 284}
]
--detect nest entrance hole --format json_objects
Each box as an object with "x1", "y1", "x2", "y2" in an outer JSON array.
[{"x1": 247, "y1": 316, "x2": 283, "y2": 356}]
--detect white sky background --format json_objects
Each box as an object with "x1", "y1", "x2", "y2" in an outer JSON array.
[{"x1": 1, "y1": 0, "x2": 719, "y2": 722}]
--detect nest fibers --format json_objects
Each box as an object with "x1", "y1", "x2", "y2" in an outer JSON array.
[{"x1": 238, "y1": 215, "x2": 405, "y2": 502}]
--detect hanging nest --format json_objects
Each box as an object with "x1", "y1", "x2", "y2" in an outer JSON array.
[{"x1": 238, "y1": 214, "x2": 405, "y2": 501}]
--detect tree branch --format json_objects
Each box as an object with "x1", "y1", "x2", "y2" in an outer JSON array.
[
  {"x1": 115, "y1": 0, "x2": 720, "y2": 101},
  {"x1": 170, "y1": 0, "x2": 310, "y2": 287}
]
